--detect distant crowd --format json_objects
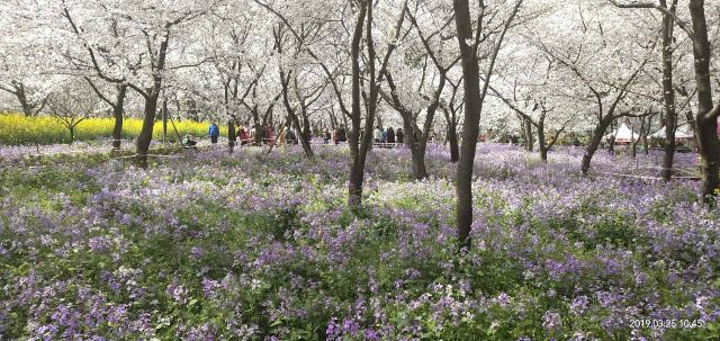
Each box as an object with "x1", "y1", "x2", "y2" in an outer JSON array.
[{"x1": 183, "y1": 122, "x2": 412, "y2": 148}]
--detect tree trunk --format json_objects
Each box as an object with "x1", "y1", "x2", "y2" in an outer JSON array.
[
  {"x1": 454, "y1": 0, "x2": 482, "y2": 250},
  {"x1": 689, "y1": 0, "x2": 720, "y2": 200},
  {"x1": 136, "y1": 91, "x2": 160, "y2": 169},
  {"x1": 411, "y1": 147, "x2": 428, "y2": 179},
  {"x1": 17, "y1": 94, "x2": 33, "y2": 117},
  {"x1": 161, "y1": 99, "x2": 168, "y2": 144},
  {"x1": 661, "y1": 0, "x2": 677, "y2": 180},
  {"x1": 292, "y1": 114, "x2": 314, "y2": 157},
  {"x1": 347, "y1": 0, "x2": 368, "y2": 210},
  {"x1": 524, "y1": 118, "x2": 533, "y2": 152},
  {"x1": 228, "y1": 120, "x2": 236, "y2": 152},
  {"x1": 69, "y1": 125, "x2": 75, "y2": 144},
  {"x1": 643, "y1": 117, "x2": 650, "y2": 155},
  {"x1": 112, "y1": 85, "x2": 127, "y2": 150},
  {"x1": 538, "y1": 122, "x2": 548, "y2": 162},
  {"x1": 448, "y1": 121, "x2": 460, "y2": 163},
  {"x1": 582, "y1": 116, "x2": 614, "y2": 175},
  {"x1": 136, "y1": 34, "x2": 169, "y2": 169},
  {"x1": 400, "y1": 115, "x2": 429, "y2": 180}
]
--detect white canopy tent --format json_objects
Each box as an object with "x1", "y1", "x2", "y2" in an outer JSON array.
[
  {"x1": 650, "y1": 125, "x2": 695, "y2": 141},
  {"x1": 604, "y1": 123, "x2": 640, "y2": 144}
]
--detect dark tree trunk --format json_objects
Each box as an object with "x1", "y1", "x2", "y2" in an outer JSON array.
[
  {"x1": 17, "y1": 88, "x2": 34, "y2": 117},
  {"x1": 661, "y1": 0, "x2": 678, "y2": 180},
  {"x1": 112, "y1": 85, "x2": 127, "y2": 150},
  {"x1": 135, "y1": 34, "x2": 170, "y2": 169},
  {"x1": 689, "y1": 0, "x2": 720, "y2": 200},
  {"x1": 582, "y1": 116, "x2": 614, "y2": 175},
  {"x1": 399, "y1": 114, "x2": 429, "y2": 179},
  {"x1": 69, "y1": 126, "x2": 75, "y2": 144},
  {"x1": 448, "y1": 121, "x2": 460, "y2": 163},
  {"x1": 136, "y1": 91, "x2": 160, "y2": 169},
  {"x1": 643, "y1": 117, "x2": 650, "y2": 155},
  {"x1": 411, "y1": 147, "x2": 428, "y2": 179},
  {"x1": 454, "y1": 0, "x2": 482, "y2": 250},
  {"x1": 161, "y1": 99, "x2": 168, "y2": 144},
  {"x1": 538, "y1": 122, "x2": 548, "y2": 162},
  {"x1": 228, "y1": 120, "x2": 236, "y2": 152},
  {"x1": 524, "y1": 118, "x2": 533, "y2": 152},
  {"x1": 292, "y1": 114, "x2": 314, "y2": 156},
  {"x1": 631, "y1": 126, "x2": 639, "y2": 158},
  {"x1": 251, "y1": 110, "x2": 263, "y2": 145}
]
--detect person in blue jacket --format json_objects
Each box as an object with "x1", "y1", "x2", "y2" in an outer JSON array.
[{"x1": 208, "y1": 122, "x2": 220, "y2": 144}]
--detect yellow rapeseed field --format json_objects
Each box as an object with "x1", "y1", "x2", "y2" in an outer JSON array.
[{"x1": 0, "y1": 114, "x2": 226, "y2": 145}]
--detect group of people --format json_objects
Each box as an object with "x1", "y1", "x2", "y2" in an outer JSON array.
[
  {"x1": 321, "y1": 127, "x2": 348, "y2": 145},
  {"x1": 373, "y1": 126, "x2": 404, "y2": 145},
  {"x1": 185, "y1": 122, "x2": 407, "y2": 148},
  {"x1": 182, "y1": 122, "x2": 286, "y2": 148}
]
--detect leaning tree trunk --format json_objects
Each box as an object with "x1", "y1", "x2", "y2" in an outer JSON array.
[
  {"x1": 689, "y1": 0, "x2": 720, "y2": 201},
  {"x1": 292, "y1": 114, "x2": 314, "y2": 157},
  {"x1": 582, "y1": 116, "x2": 614, "y2": 175}
]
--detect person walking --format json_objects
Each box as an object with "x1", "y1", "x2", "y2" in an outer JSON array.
[
  {"x1": 396, "y1": 128, "x2": 404, "y2": 144},
  {"x1": 208, "y1": 122, "x2": 220, "y2": 144}
]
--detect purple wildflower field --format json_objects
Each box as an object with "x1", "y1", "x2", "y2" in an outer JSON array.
[{"x1": 0, "y1": 143, "x2": 718, "y2": 340}]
